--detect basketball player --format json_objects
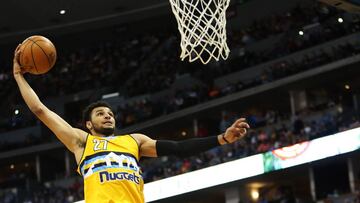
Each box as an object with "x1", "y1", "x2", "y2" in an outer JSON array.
[{"x1": 13, "y1": 44, "x2": 250, "y2": 202}]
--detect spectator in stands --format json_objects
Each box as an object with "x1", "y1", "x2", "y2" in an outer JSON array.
[{"x1": 292, "y1": 113, "x2": 304, "y2": 135}]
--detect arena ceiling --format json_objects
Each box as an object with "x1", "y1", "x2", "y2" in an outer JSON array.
[{"x1": 0, "y1": 0, "x2": 170, "y2": 41}]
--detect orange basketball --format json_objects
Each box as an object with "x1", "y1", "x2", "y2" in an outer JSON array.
[{"x1": 19, "y1": 35, "x2": 57, "y2": 75}]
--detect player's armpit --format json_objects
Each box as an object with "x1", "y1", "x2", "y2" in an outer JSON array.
[{"x1": 34, "y1": 106, "x2": 87, "y2": 153}]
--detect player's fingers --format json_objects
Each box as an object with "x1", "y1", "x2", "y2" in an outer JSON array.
[
  {"x1": 231, "y1": 127, "x2": 244, "y2": 135},
  {"x1": 15, "y1": 44, "x2": 21, "y2": 53},
  {"x1": 228, "y1": 127, "x2": 239, "y2": 136},
  {"x1": 14, "y1": 44, "x2": 22, "y2": 62},
  {"x1": 239, "y1": 128, "x2": 247, "y2": 135},
  {"x1": 232, "y1": 118, "x2": 246, "y2": 127},
  {"x1": 21, "y1": 65, "x2": 31, "y2": 73},
  {"x1": 233, "y1": 128, "x2": 247, "y2": 138},
  {"x1": 237, "y1": 122, "x2": 250, "y2": 128}
]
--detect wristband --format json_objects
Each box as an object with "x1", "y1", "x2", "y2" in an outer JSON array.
[{"x1": 222, "y1": 133, "x2": 230, "y2": 144}]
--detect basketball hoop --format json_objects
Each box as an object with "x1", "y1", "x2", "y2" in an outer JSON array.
[{"x1": 169, "y1": 0, "x2": 230, "y2": 64}]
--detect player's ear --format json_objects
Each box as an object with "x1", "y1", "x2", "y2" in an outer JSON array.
[{"x1": 86, "y1": 121, "x2": 93, "y2": 130}]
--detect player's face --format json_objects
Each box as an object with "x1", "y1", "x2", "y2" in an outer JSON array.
[{"x1": 89, "y1": 107, "x2": 115, "y2": 136}]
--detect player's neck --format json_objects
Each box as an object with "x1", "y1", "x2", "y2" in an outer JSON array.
[{"x1": 91, "y1": 131, "x2": 114, "y2": 137}]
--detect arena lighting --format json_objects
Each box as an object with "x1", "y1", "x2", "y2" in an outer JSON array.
[
  {"x1": 345, "y1": 84, "x2": 350, "y2": 89},
  {"x1": 251, "y1": 189, "x2": 259, "y2": 200},
  {"x1": 298, "y1": 30, "x2": 304, "y2": 36},
  {"x1": 14, "y1": 109, "x2": 19, "y2": 115},
  {"x1": 101, "y1": 92, "x2": 119, "y2": 99},
  {"x1": 338, "y1": 17, "x2": 344, "y2": 23},
  {"x1": 59, "y1": 10, "x2": 66, "y2": 15},
  {"x1": 74, "y1": 127, "x2": 360, "y2": 203}
]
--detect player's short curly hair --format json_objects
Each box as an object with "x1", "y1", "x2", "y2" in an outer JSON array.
[{"x1": 82, "y1": 101, "x2": 113, "y2": 128}]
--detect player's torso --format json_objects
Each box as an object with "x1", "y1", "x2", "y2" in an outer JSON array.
[{"x1": 77, "y1": 134, "x2": 144, "y2": 203}]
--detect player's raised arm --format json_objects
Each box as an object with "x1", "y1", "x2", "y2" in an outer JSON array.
[
  {"x1": 132, "y1": 118, "x2": 250, "y2": 158},
  {"x1": 13, "y1": 44, "x2": 87, "y2": 156}
]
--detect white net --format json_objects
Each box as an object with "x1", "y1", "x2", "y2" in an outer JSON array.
[{"x1": 169, "y1": 0, "x2": 230, "y2": 64}]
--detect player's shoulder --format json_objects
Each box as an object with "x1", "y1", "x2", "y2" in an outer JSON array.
[
  {"x1": 130, "y1": 133, "x2": 146, "y2": 137},
  {"x1": 129, "y1": 133, "x2": 150, "y2": 145},
  {"x1": 129, "y1": 133, "x2": 149, "y2": 140}
]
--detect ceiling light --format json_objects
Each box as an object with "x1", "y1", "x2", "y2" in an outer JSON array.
[
  {"x1": 60, "y1": 10, "x2": 66, "y2": 15},
  {"x1": 251, "y1": 189, "x2": 259, "y2": 200},
  {"x1": 338, "y1": 17, "x2": 343, "y2": 23},
  {"x1": 298, "y1": 30, "x2": 304, "y2": 36}
]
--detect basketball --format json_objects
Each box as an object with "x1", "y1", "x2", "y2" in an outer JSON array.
[{"x1": 19, "y1": 35, "x2": 57, "y2": 75}]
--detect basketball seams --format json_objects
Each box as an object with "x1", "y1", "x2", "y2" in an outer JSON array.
[
  {"x1": 28, "y1": 38, "x2": 52, "y2": 71},
  {"x1": 29, "y1": 41, "x2": 40, "y2": 74},
  {"x1": 34, "y1": 39, "x2": 57, "y2": 67},
  {"x1": 20, "y1": 40, "x2": 32, "y2": 68}
]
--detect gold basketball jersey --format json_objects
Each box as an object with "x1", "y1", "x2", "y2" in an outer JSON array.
[{"x1": 77, "y1": 134, "x2": 144, "y2": 203}]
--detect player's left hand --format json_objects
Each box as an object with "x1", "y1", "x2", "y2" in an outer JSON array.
[
  {"x1": 223, "y1": 118, "x2": 250, "y2": 143},
  {"x1": 13, "y1": 44, "x2": 26, "y2": 76}
]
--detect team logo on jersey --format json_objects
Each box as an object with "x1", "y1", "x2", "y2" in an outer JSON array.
[
  {"x1": 99, "y1": 171, "x2": 141, "y2": 184},
  {"x1": 82, "y1": 152, "x2": 140, "y2": 178}
]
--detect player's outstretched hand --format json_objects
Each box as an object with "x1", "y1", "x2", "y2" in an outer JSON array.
[
  {"x1": 223, "y1": 118, "x2": 250, "y2": 144},
  {"x1": 13, "y1": 44, "x2": 26, "y2": 76}
]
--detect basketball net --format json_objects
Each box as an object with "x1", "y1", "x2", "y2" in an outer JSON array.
[{"x1": 169, "y1": 0, "x2": 230, "y2": 64}]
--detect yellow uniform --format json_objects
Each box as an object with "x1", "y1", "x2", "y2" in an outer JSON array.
[{"x1": 77, "y1": 134, "x2": 144, "y2": 203}]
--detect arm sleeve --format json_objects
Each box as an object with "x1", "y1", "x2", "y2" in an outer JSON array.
[{"x1": 156, "y1": 136, "x2": 220, "y2": 157}]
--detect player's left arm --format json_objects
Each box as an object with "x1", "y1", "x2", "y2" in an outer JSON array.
[{"x1": 131, "y1": 118, "x2": 250, "y2": 158}]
